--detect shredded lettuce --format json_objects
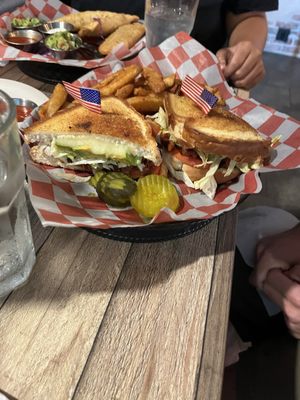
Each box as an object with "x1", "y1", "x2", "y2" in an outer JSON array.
[
  {"x1": 224, "y1": 159, "x2": 237, "y2": 177},
  {"x1": 125, "y1": 153, "x2": 141, "y2": 167},
  {"x1": 237, "y1": 160, "x2": 262, "y2": 173},
  {"x1": 149, "y1": 107, "x2": 169, "y2": 131},
  {"x1": 163, "y1": 151, "x2": 223, "y2": 199},
  {"x1": 195, "y1": 150, "x2": 209, "y2": 165},
  {"x1": 193, "y1": 157, "x2": 223, "y2": 199}
]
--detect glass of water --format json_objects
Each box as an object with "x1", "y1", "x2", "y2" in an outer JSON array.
[
  {"x1": 0, "y1": 89, "x2": 36, "y2": 298},
  {"x1": 144, "y1": 0, "x2": 200, "y2": 47}
]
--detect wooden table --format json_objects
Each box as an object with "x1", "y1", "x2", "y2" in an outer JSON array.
[{"x1": 0, "y1": 62, "x2": 237, "y2": 400}]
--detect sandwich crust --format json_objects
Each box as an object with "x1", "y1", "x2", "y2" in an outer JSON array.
[{"x1": 184, "y1": 117, "x2": 271, "y2": 164}]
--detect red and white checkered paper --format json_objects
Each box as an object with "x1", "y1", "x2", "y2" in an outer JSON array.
[
  {"x1": 0, "y1": 0, "x2": 145, "y2": 69},
  {"x1": 22, "y1": 32, "x2": 300, "y2": 229}
]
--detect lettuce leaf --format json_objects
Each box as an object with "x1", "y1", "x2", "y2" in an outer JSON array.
[
  {"x1": 149, "y1": 107, "x2": 169, "y2": 130},
  {"x1": 193, "y1": 157, "x2": 223, "y2": 199},
  {"x1": 50, "y1": 141, "x2": 143, "y2": 168},
  {"x1": 224, "y1": 159, "x2": 237, "y2": 177}
]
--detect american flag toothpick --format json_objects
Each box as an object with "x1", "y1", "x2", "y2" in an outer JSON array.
[
  {"x1": 181, "y1": 75, "x2": 218, "y2": 114},
  {"x1": 63, "y1": 81, "x2": 102, "y2": 114}
]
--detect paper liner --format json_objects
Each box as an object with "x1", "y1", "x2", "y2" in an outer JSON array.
[
  {"x1": 0, "y1": 0, "x2": 145, "y2": 69},
  {"x1": 22, "y1": 32, "x2": 300, "y2": 228}
]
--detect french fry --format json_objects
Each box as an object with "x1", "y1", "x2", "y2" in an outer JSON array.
[
  {"x1": 142, "y1": 67, "x2": 166, "y2": 94},
  {"x1": 134, "y1": 75, "x2": 146, "y2": 87},
  {"x1": 38, "y1": 101, "x2": 49, "y2": 120},
  {"x1": 127, "y1": 94, "x2": 164, "y2": 114},
  {"x1": 133, "y1": 86, "x2": 152, "y2": 96},
  {"x1": 115, "y1": 83, "x2": 134, "y2": 99},
  {"x1": 47, "y1": 83, "x2": 68, "y2": 117},
  {"x1": 93, "y1": 66, "x2": 134, "y2": 90},
  {"x1": 163, "y1": 73, "x2": 176, "y2": 88},
  {"x1": 96, "y1": 65, "x2": 142, "y2": 96}
]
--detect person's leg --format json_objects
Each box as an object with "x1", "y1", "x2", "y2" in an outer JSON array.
[{"x1": 230, "y1": 248, "x2": 287, "y2": 343}]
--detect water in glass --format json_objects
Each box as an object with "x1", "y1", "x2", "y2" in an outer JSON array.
[
  {"x1": 144, "y1": 0, "x2": 199, "y2": 47},
  {"x1": 145, "y1": 5, "x2": 194, "y2": 47},
  {"x1": 0, "y1": 90, "x2": 36, "y2": 297}
]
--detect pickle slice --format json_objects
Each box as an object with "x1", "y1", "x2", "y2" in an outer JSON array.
[
  {"x1": 89, "y1": 171, "x2": 106, "y2": 189},
  {"x1": 130, "y1": 175, "x2": 179, "y2": 218},
  {"x1": 96, "y1": 172, "x2": 137, "y2": 207}
]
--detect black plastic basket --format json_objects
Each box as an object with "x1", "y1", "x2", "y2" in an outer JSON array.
[
  {"x1": 86, "y1": 218, "x2": 213, "y2": 243},
  {"x1": 18, "y1": 61, "x2": 88, "y2": 84}
]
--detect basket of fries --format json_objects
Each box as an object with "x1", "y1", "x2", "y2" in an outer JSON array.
[{"x1": 20, "y1": 32, "x2": 300, "y2": 242}]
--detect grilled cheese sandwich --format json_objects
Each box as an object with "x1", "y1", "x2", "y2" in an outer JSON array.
[{"x1": 24, "y1": 96, "x2": 161, "y2": 176}]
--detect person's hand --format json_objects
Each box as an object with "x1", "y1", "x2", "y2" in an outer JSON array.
[
  {"x1": 260, "y1": 268, "x2": 300, "y2": 338},
  {"x1": 250, "y1": 224, "x2": 300, "y2": 339},
  {"x1": 216, "y1": 41, "x2": 265, "y2": 90},
  {"x1": 250, "y1": 224, "x2": 300, "y2": 290}
]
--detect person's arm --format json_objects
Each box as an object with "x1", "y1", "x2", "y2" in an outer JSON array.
[
  {"x1": 250, "y1": 223, "x2": 300, "y2": 339},
  {"x1": 216, "y1": 12, "x2": 268, "y2": 90}
]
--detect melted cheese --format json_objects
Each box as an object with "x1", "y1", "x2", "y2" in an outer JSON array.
[{"x1": 55, "y1": 136, "x2": 136, "y2": 160}]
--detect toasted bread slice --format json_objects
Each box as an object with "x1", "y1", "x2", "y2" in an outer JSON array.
[
  {"x1": 164, "y1": 92, "x2": 205, "y2": 125},
  {"x1": 184, "y1": 109, "x2": 271, "y2": 164},
  {"x1": 24, "y1": 97, "x2": 161, "y2": 166}
]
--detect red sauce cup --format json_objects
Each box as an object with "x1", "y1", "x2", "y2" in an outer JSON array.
[{"x1": 13, "y1": 98, "x2": 37, "y2": 123}]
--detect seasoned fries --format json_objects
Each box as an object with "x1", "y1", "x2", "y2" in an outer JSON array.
[
  {"x1": 38, "y1": 101, "x2": 49, "y2": 120},
  {"x1": 163, "y1": 73, "x2": 176, "y2": 88},
  {"x1": 142, "y1": 67, "x2": 166, "y2": 94},
  {"x1": 133, "y1": 86, "x2": 152, "y2": 96},
  {"x1": 41, "y1": 65, "x2": 226, "y2": 119},
  {"x1": 47, "y1": 83, "x2": 68, "y2": 117},
  {"x1": 127, "y1": 95, "x2": 164, "y2": 114},
  {"x1": 115, "y1": 83, "x2": 134, "y2": 99},
  {"x1": 94, "y1": 65, "x2": 142, "y2": 96}
]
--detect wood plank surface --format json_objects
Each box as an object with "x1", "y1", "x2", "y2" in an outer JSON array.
[
  {"x1": 73, "y1": 219, "x2": 220, "y2": 400},
  {"x1": 196, "y1": 210, "x2": 237, "y2": 400},
  {"x1": 0, "y1": 229, "x2": 132, "y2": 400}
]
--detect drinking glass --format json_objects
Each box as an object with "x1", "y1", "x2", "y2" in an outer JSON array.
[
  {"x1": 144, "y1": 0, "x2": 200, "y2": 47},
  {"x1": 0, "y1": 89, "x2": 36, "y2": 297}
]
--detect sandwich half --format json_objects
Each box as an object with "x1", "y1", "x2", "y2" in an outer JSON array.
[
  {"x1": 155, "y1": 92, "x2": 271, "y2": 198},
  {"x1": 24, "y1": 96, "x2": 161, "y2": 178}
]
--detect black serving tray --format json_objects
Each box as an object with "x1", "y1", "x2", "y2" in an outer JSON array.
[
  {"x1": 86, "y1": 219, "x2": 213, "y2": 243},
  {"x1": 18, "y1": 61, "x2": 89, "y2": 84}
]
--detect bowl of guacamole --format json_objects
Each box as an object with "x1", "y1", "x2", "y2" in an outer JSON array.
[
  {"x1": 44, "y1": 31, "x2": 82, "y2": 59},
  {"x1": 11, "y1": 17, "x2": 43, "y2": 30}
]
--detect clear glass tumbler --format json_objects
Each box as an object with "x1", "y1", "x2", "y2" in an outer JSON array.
[
  {"x1": 144, "y1": 0, "x2": 200, "y2": 47},
  {"x1": 0, "y1": 89, "x2": 36, "y2": 297}
]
